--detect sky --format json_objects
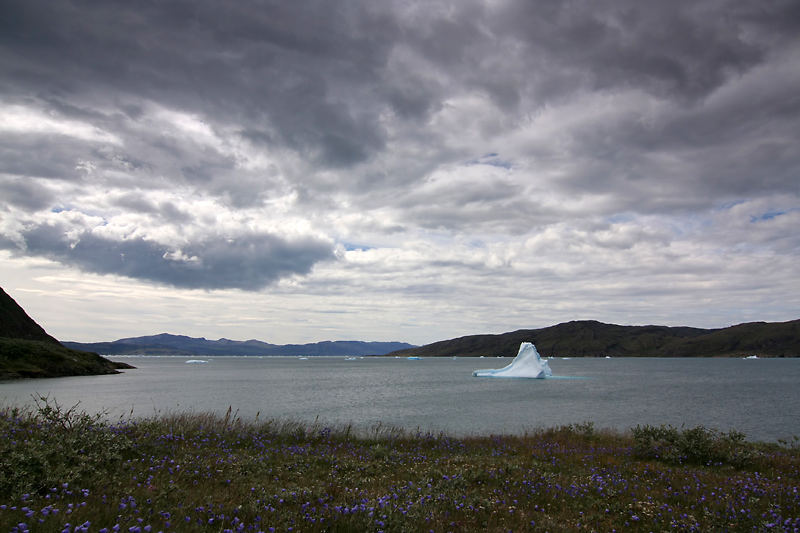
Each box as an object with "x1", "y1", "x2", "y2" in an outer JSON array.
[{"x1": 1, "y1": 0, "x2": 798, "y2": 346}]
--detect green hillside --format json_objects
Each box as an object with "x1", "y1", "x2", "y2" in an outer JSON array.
[
  {"x1": 0, "y1": 287, "x2": 132, "y2": 380},
  {"x1": 388, "y1": 319, "x2": 800, "y2": 358}
]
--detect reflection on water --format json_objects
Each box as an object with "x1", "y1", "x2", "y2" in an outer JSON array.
[{"x1": 1, "y1": 356, "x2": 798, "y2": 442}]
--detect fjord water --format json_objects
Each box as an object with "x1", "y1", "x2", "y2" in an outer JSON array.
[{"x1": 1, "y1": 356, "x2": 798, "y2": 442}]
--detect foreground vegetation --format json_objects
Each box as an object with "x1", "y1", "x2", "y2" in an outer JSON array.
[{"x1": 1, "y1": 400, "x2": 799, "y2": 532}]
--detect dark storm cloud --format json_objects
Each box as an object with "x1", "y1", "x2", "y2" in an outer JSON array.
[
  {"x1": 2, "y1": 0, "x2": 797, "y2": 180},
  {"x1": 0, "y1": 134, "x2": 93, "y2": 181},
  {"x1": 1, "y1": 221, "x2": 335, "y2": 290},
  {"x1": 112, "y1": 194, "x2": 191, "y2": 223},
  {"x1": 113, "y1": 193, "x2": 158, "y2": 214},
  {"x1": 0, "y1": 177, "x2": 56, "y2": 211},
  {"x1": 0, "y1": 0, "x2": 394, "y2": 168},
  {"x1": 1, "y1": 0, "x2": 798, "y2": 292},
  {"x1": 491, "y1": 1, "x2": 762, "y2": 100}
]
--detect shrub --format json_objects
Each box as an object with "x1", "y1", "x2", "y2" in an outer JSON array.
[
  {"x1": 631, "y1": 424, "x2": 754, "y2": 468},
  {"x1": 0, "y1": 396, "x2": 134, "y2": 497}
]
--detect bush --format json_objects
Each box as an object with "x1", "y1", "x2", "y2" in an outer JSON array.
[
  {"x1": 0, "y1": 396, "x2": 134, "y2": 497},
  {"x1": 631, "y1": 424, "x2": 754, "y2": 468}
]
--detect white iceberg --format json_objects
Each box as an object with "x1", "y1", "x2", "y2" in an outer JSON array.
[
  {"x1": 185, "y1": 359, "x2": 208, "y2": 364},
  {"x1": 473, "y1": 342, "x2": 552, "y2": 379}
]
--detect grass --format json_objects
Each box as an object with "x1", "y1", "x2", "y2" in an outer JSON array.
[
  {"x1": 1, "y1": 399, "x2": 799, "y2": 532},
  {"x1": 0, "y1": 338, "x2": 128, "y2": 380}
]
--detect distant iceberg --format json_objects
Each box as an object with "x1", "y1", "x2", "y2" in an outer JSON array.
[
  {"x1": 473, "y1": 342, "x2": 552, "y2": 379},
  {"x1": 185, "y1": 359, "x2": 208, "y2": 364}
]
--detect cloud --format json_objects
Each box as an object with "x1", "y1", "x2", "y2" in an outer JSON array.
[
  {"x1": 2, "y1": 1, "x2": 797, "y2": 211},
  {"x1": 0, "y1": 176, "x2": 56, "y2": 211},
  {"x1": 0, "y1": 0, "x2": 797, "y2": 341},
  {"x1": 1, "y1": 220, "x2": 334, "y2": 290}
]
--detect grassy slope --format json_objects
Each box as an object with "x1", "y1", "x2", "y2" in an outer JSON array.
[
  {"x1": 0, "y1": 337, "x2": 128, "y2": 380},
  {"x1": 389, "y1": 319, "x2": 800, "y2": 358},
  {"x1": 1, "y1": 405, "x2": 798, "y2": 532},
  {"x1": 0, "y1": 287, "x2": 131, "y2": 379}
]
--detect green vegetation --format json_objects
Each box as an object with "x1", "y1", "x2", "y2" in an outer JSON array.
[
  {"x1": 0, "y1": 287, "x2": 131, "y2": 380},
  {"x1": 0, "y1": 338, "x2": 129, "y2": 380},
  {"x1": 2, "y1": 400, "x2": 798, "y2": 532},
  {"x1": 631, "y1": 424, "x2": 755, "y2": 468},
  {"x1": 389, "y1": 319, "x2": 800, "y2": 358}
]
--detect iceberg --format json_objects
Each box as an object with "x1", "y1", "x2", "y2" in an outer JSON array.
[
  {"x1": 185, "y1": 359, "x2": 208, "y2": 364},
  {"x1": 473, "y1": 342, "x2": 552, "y2": 379}
]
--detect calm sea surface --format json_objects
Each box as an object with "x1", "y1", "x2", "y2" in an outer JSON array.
[{"x1": 1, "y1": 356, "x2": 798, "y2": 442}]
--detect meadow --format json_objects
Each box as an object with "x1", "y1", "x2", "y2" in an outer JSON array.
[{"x1": 1, "y1": 398, "x2": 798, "y2": 532}]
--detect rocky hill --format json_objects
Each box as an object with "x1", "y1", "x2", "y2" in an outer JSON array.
[
  {"x1": 387, "y1": 319, "x2": 800, "y2": 358},
  {"x1": 0, "y1": 287, "x2": 131, "y2": 379}
]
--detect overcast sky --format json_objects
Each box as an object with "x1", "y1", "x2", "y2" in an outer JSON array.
[{"x1": 1, "y1": 0, "x2": 798, "y2": 345}]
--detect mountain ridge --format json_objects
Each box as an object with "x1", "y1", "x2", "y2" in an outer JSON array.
[
  {"x1": 64, "y1": 334, "x2": 415, "y2": 356},
  {"x1": 385, "y1": 319, "x2": 800, "y2": 358}
]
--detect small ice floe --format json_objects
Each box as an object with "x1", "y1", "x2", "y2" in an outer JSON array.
[
  {"x1": 298, "y1": 356, "x2": 309, "y2": 360},
  {"x1": 344, "y1": 356, "x2": 358, "y2": 360},
  {"x1": 407, "y1": 356, "x2": 421, "y2": 360},
  {"x1": 744, "y1": 355, "x2": 759, "y2": 359},
  {"x1": 473, "y1": 342, "x2": 552, "y2": 379},
  {"x1": 185, "y1": 359, "x2": 208, "y2": 364},
  {"x1": 605, "y1": 356, "x2": 612, "y2": 359}
]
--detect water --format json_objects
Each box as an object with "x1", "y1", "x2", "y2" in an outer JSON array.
[{"x1": 1, "y1": 356, "x2": 798, "y2": 442}]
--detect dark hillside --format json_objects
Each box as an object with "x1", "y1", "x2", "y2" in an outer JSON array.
[
  {"x1": 0, "y1": 287, "x2": 60, "y2": 344},
  {"x1": 662, "y1": 320, "x2": 800, "y2": 357},
  {"x1": 0, "y1": 286, "x2": 132, "y2": 380},
  {"x1": 388, "y1": 319, "x2": 800, "y2": 358}
]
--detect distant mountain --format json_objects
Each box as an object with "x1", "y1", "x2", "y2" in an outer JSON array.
[
  {"x1": 64, "y1": 333, "x2": 415, "y2": 356},
  {"x1": 0, "y1": 287, "x2": 132, "y2": 379},
  {"x1": 386, "y1": 319, "x2": 800, "y2": 358}
]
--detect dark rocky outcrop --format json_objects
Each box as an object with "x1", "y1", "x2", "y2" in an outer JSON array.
[
  {"x1": 0, "y1": 287, "x2": 133, "y2": 380},
  {"x1": 388, "y1": 319, "x2": 800, "y2": 358}
]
